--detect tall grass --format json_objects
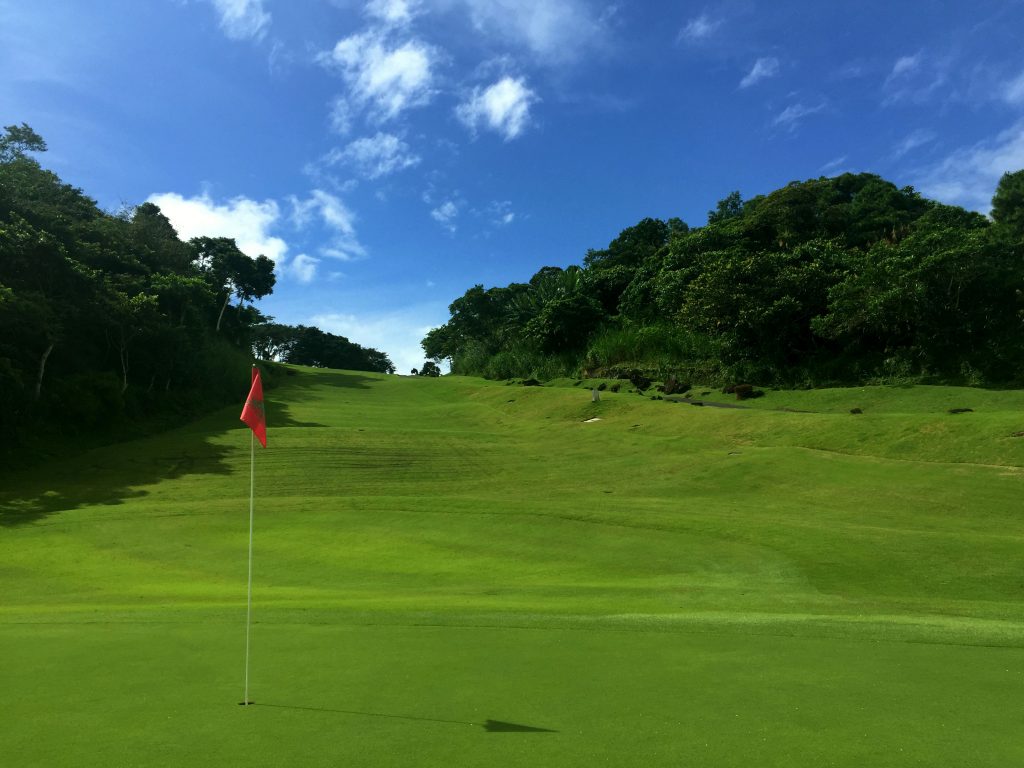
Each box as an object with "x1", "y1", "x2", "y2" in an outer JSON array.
[{"x1": 582, "y1": 323, "x2": 724, "y2": 378}]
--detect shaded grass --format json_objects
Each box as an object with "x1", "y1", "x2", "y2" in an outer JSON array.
[{"x1": 2, "y1": 368, "x2": 1024, "y2": 766}]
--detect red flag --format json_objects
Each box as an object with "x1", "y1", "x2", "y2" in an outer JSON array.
[{"x1": 240, "y1": 367, "x2": 266, "y2": 447}]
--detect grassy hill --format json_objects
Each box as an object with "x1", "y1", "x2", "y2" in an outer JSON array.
[{"x1": 2, "y1": 368, "x2": 1023, "y2": 766}]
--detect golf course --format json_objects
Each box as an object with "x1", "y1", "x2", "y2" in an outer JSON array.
[{"x1": 2, "y1": 367, "x2": 1023, "y2": 767}]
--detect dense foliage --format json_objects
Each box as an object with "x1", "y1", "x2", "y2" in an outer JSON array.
[
  {"x1": 424, "y1": 172, "x2": 1024, "y2": 386},
  {"x1": 0, "y1": 124, "x2": 390, "y2": 450},
  {"x1": 252, "y1": 322, "x2": 394, "y2": 373}
]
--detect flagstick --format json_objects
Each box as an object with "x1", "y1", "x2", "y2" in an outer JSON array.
[{"x1": 243, "y1": 428, "x2": 255, "y2": 705}]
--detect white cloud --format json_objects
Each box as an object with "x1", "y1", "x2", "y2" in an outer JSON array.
[
  {"x1": 456, "y1": 76, "x2": 537, "y2": 140},
  {"x1": 311, "y1": 306, "x2": 449, "y2": 375},
  {"x1": 677, "y1": 13, "x2": 721, "y2": 42},
  {"x1": 366, "y1": 0, "x2": 421, "y2": 25},
  {"x1": 819, "y1": 155, "x2": 848, "y2": 174},
  {"x1": 145, "y1": 191, "x2": 287, "y2": 262},
  {"x1": 835, "y1": 61, "x2": 867, "y2": 80},
  {"x1": 891, "y1": 128, "x2": 936, "y2": 160},
  {"x1": 773, "y1": 102, "x2": 825, "y2": 131},
  {"x1": 289, "y1": 190, "x2": 367, "y2": 261},
  {"x1": 208, "y1": 0, "x2": 270, "y2": 41},
  {"x1": 1003, "y1": 70, "x2": 1024, "y2": 106},
  {"x1": 740, "y1": 57, "x2": 779, "y2": 89},
  {"x1": 883, "y1": 51, "x2": 947, "y2": 105},
  {"x1": 431, "y1": 200, "x2": 459, "y2": 231},
  {"x1": 486, "y1": 200, "x2": 516, "y2": 226},
  {"x1": 312, "y1": 190, "x2": 358, "y2": 236},
  {"x1": 915, "y1": 119, "x2": 1024, "y2": 211},
  {"x1": 325, "y1": 132, "x2": 420, "y2": 179},
  {"x1": 283, "y1": 253, "x2": 319, "y2": 283},
  {"x1": 322, "y1": 29, "x2": 437, "y2": 123},
  {"x1": 329, "y1": 96, "x2": 353, "y2": 136},
  {"x1": 444, "y1": 0, "x2": 606, "y2": 64},
  {"x1": 890, "y1": 54, "x2": 921, "y2": 79}
]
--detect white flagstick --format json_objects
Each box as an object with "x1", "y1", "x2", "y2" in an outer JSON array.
[{"x1": 243, "y1": 427, "x2": 255, "y2": 705}]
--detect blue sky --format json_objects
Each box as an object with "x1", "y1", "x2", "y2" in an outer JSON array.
[{"x1": 4, "y1": 0, "x2": 1024, "y2": 372}]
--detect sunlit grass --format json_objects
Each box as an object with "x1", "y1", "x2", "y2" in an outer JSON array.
[{"x1": 2, "y1": 367, "x2": 1023, "y2": 766}]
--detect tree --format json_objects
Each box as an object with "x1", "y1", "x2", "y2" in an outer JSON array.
[
  {"x1": 707, "y1": 191, "x2": 743, "y2": 224},
  {"x1": 129, "y1": 202, "x2": 192, "y2": 274},
  {"x1": 525, "y1": 293, "x2": 604, "y2": 353},
  {"x1": 190, "y1": 237, "x2": 276, "y2": 332},
  {"x1": 0, "y1": 123, "x2": 47, "y2": 163},
  {"x1": 992, "y1": 169, "x2": 1024, "y2": 238},
  {"x1": 584, "y1": 218, "x2": 669, "y2": 271}
]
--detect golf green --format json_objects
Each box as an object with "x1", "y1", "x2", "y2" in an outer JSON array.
[{"x1": 2, "y1": 368, "x2": 1023, "y2": 766}]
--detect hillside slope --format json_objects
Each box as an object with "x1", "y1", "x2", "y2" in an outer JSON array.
[{"x1": 2, "y1": 368, "x2": 1023, "y2": 767}]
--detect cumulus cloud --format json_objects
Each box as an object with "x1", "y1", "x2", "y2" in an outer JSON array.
[
  {"x1": 208, "y1": 0, "x2": 270, "y2": 41},
  {"x1": 322, "y1": 29, "x2": 437, "y2": 123},
  {"x1": 740, "y1": 57, "x2": 779, "y2": 89},
  {"x1": 456, "y1": 76, "x2": 537, "y2": 140},
  {"x1": 677, "y1": 13, "x2": 722, "y2": 42},
  {"x1": 324, "y1": 132, "x2": 421, "y2": 179},
  {"x1": 915, "y1": 119, "x2": 1024, "y2": 211},
  {"x1": 430, "y1": 200, "x2": 459, "y2": 231},
  {"x1": 283, "y1": 253, "x2": 319, "y2": 283},
  {"x1": 145, "y1": 191, "x2": 287, "y2": 262},
  {"x1": 773, "y1": 102, "x2": 825, "y2": 131},
  {"x1": 366, "y1": 0, "x2": 421, "y2": 25}
]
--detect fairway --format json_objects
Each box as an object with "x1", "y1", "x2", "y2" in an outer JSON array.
[{"x1": 3, "y1": 368, "x2": 1024, "y2": 766}]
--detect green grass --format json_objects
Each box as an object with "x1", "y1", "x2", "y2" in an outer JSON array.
[{"x1": 3, "y1": 367, "x2": 1024, "y2": 766}]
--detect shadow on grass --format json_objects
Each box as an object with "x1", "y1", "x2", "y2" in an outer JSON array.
[
  {"x1": 250, "y1": 703, "x2": 557, "y2": 733},
  {"x1": 0, "y1": 368, "x2": 378, "y2": 528},
  {"x1": 271, "y1": 368, "x2": 379, "y2": 396},
  {"x1": 0, "y1": 368, "x2": 371, "y2": 527},
  {"x1": 0, "y1": 435, "x2": 236, "y2": 528}
]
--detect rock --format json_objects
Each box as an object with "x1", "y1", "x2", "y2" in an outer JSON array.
[
  {"x1": 850, "y1": 407, "x2": 863, "y2": 414},
  {"x1": 629, "y1": 370, "x2": 652, "y2": 391},
  {"x1": 663, "y1": 375, "x2": 690, "y2": 396}
]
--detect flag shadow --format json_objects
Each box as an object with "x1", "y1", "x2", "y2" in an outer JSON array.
[{"x1": 250, "y1": 703, "x2": 557, "y2": 734}]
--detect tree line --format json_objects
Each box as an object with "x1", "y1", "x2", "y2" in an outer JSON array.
[
  {"x1": 0, "y1": 124, "x2": 392, "y2": 450},
  {"x1": 423, "y1": 171, "x2": 1024, "y2": 386}
]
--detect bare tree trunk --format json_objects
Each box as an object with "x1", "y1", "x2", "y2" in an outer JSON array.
[
  {"x1": 34, "y1": 343, "x2": 53, "y2": 401},
  {"x1": 120, "y1": 332, "x2": 129, "y2": 393},
  {"x1": 215, "y1": 292, "x2": 231, "y2": 332}
]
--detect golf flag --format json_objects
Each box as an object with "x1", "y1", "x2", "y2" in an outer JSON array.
[{"x1": 240, "y1": 367, "x2": 267, "y2": 447}]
